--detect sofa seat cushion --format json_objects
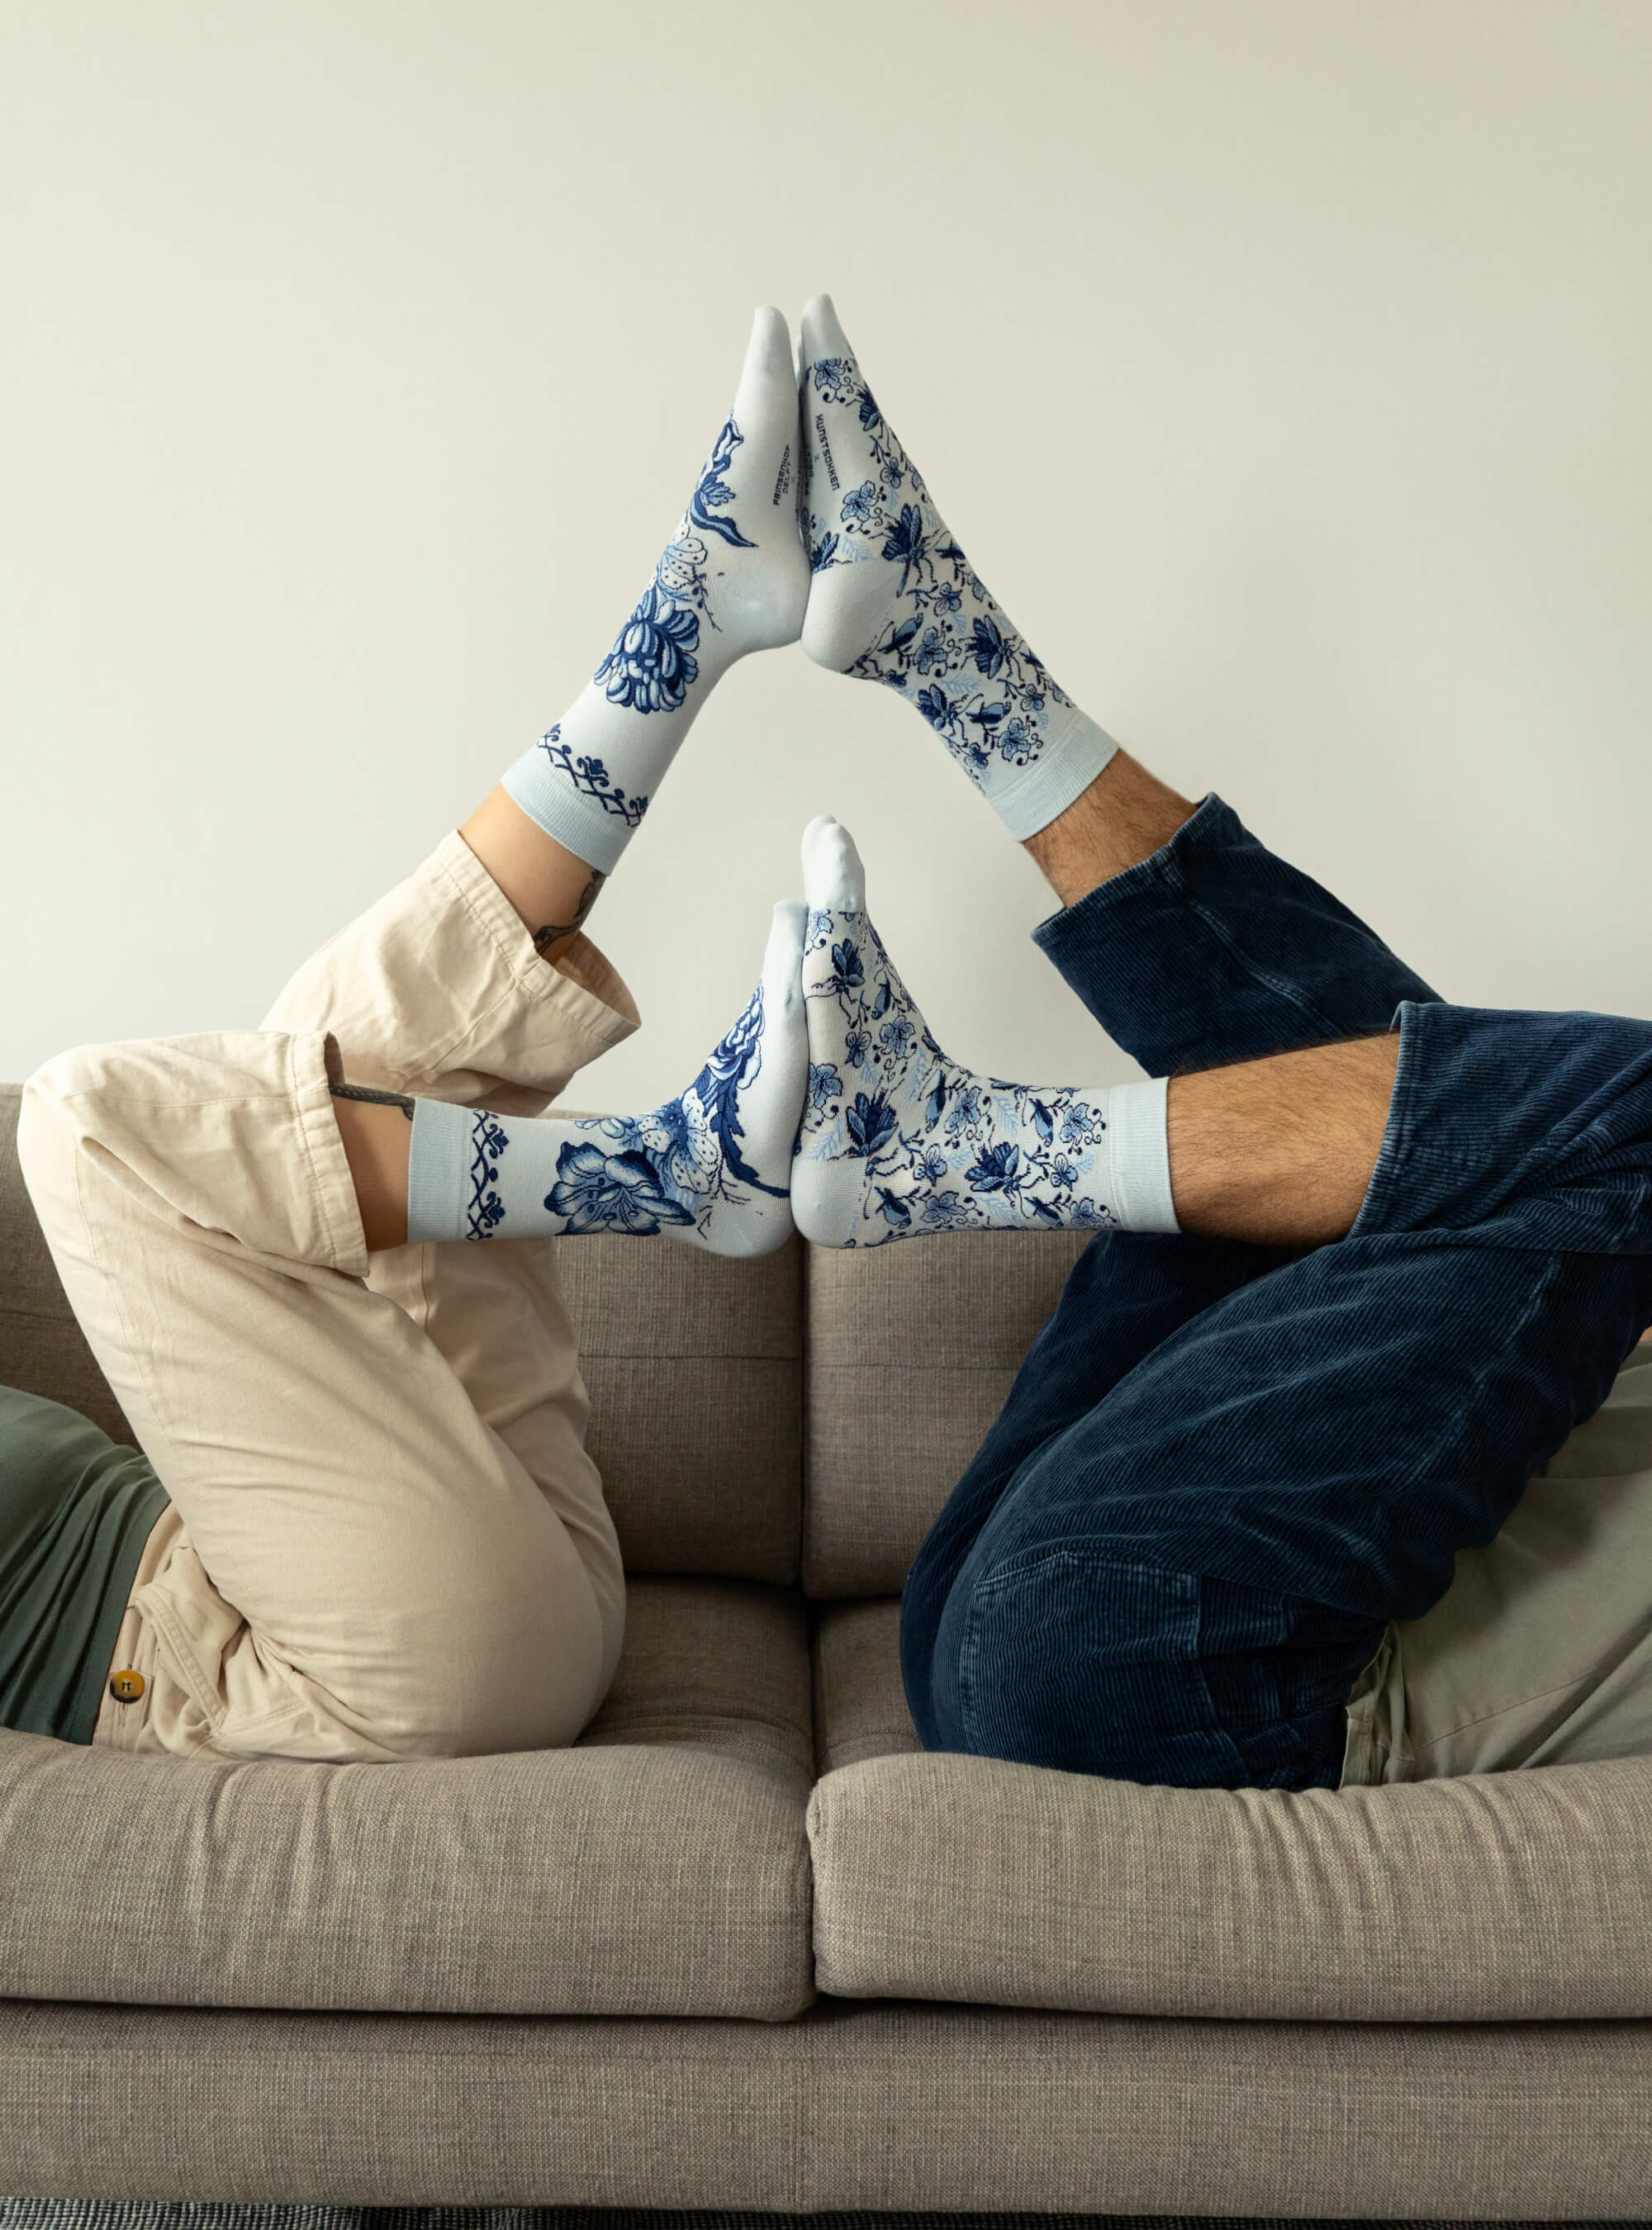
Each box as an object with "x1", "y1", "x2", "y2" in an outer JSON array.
[
  {"x1": 0, "y1": 1576, "x2": 814, "y2": 2022},
  {"x1": 806, "y1": 1598, "x2": 1652, "y2": 2022}
]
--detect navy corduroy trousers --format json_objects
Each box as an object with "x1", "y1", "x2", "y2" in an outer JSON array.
[{"x1": 899, "y1": 793, "x2": 1652, "y2": 1791}]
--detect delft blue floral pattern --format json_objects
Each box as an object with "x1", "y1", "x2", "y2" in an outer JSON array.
[
  {"x1": 532, "y1": 723, "x2": 648, "y2": 828},
  {"x1": 462, "y1": 987, "x2": 781, "y2": 1241},
  {"x1": 592, "y1": 415, "x2": 754, "y2": 723},
  {"x1": 799, "y1": 905, "x2": 1118, "y2": 1247},
  {"x1": 466, "y1": 1113, "x2": 511, "y2": 1240},
  {"x1": 802, "y1": 356, "x2": 1074, "y2": 786}
]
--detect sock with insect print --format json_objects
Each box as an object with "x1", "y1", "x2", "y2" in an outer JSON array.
[
  {"x1": 501, "y1": 306, "x2": 809, "y2": 875},
  {"x1": 798, "y1": 294, "x2": 1119, "y2": 842},
  {"x1": 404, "y1": 901, "x2": 809, "y2": 1256},
  {"x1": 791, "y1": 816, "x2": 1178, "y2": 1249}
]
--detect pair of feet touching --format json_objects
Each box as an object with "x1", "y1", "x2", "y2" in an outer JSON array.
[
  {"x1": 560, "y1": 809, "x2": 1129, "y2": 1255},
  {"x1": 406, "y1": 298, "x2": 1133, "y2": 1255}
]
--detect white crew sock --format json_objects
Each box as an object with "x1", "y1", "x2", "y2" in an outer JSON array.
[
  {"x1": 796, "y1": 294, "x2": 1120, "y2": 843},
  {"x1": 402, "y1": 903, "x2": 809, "y2": 1257},
  {"x1": 790, "y1": 818, "x2": 1179, "y2": 1249},
  {"x1": 500, "y1": 308, "x2": 809, "y2": 875}
]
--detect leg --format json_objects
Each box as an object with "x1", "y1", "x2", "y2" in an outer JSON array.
[
  {"x1": 498, "y1": 307, "x2": 808, "y2": 877},
  {"x1": 793, "y1": 815, "x2": 1408, "y2": 1250},
  {"x1": 20, "y1": 827, "x2": 643, "y2": 1763},
  {"x1": 917, "y1": 999, "x2": 1652, "y2": 1788},
  {"x1": 333, "y1": 894, "x2": 809, "y2": 1258}
]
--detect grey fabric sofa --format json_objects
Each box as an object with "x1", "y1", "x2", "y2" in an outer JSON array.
[{"x1": 2, "y1": 1082, "x2": 1650, "y2": 2220}]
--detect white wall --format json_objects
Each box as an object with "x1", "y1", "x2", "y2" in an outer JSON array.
[{"x1": 4, "y1": 0, "x2": 1649, "y2": 1104}]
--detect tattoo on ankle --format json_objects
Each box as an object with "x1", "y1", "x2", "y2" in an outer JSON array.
[
  {"x1": 532, "y1": 871, "x2": 606, "y2": 956},
  {"x1": 330, "y1": 1082, "x2": 415, "y2": 1121}
]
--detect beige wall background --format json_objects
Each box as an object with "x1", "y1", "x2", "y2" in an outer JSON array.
[{"x1": 3, "y1": 0, "x2": 1648, "y2": 1107}]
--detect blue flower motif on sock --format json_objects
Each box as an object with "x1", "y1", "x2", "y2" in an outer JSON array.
[
  {"x1": 565, "y1": 980, "x2": 786, "y2": 1238},
  {"x1": 591, "y1": 418, "x2": 762, "y2": 721},
  {"x1": 800, "y1": 340, "x2": 1112, "y2": 820},
  {"x1": 548, "y1": 1142, "x2": 696, "y2": 1235},
  {"x1": 596, "y1": 578, "x2": 702, "y2": 714},
  {"x1": 798, "y1": 905, "x2": 1121, "y2": 1245},
  {"x1": 415, "y1": 903, "x2": 807, "y2": 1257}
]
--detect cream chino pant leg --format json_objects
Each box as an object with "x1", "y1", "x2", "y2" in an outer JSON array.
[{"x1": 17, "y1": 829, "x2": 637, "y2": 1764}]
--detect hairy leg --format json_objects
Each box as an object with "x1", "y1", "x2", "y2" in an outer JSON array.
[
  {"x1": 1169, "y1": 1032, "x2": 1398, "y2": 1247},
  {"x1": 1023, "y1": 748, "x2": 1199, "y2": 908}
]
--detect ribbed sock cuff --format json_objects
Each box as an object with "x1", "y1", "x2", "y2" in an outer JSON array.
[
  {"x1": 1106, "y1": 1075, "x2": 1180, "y2": 1233},
  {"x1": 406, "y1": 1097, "x2": 474, "y2": 1245},
  {"x1": 501, "y1": 752, "x2": 638, "y2": 878},
  {"x1": 994, "y1": 709, "x2": 1121, "y2": 843}
]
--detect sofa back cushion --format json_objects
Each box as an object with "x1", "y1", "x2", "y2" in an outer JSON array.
[
  {"x1": 1, "y1": 1087, "x2": 804, "y2": 1587},
  {"x1": 557, "y1": 1232, "x2": 802, "y2": 1582},
  {"x1": 803, "y1": 1229, "x2": 1090, "y2": 1599}
]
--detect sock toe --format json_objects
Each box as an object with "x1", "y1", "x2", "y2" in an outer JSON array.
[
  {"x1": 739, "y1": 305, "x2": 795, "y2": 403},
  {"x1": 800, "y1": 292, "x2": 855, "y2": 368},
  {"x1": 800, "y1": 814, "x2": 865, "y2": 912}
]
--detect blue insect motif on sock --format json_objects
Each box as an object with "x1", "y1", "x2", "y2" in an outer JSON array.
[
  {"x1": 465, "y1": 1113, "x2": 511, "y2": 1239},
  {"x1": 800, "y1": 909, "x2": 1118, "y2": 1245},
  {"x1": 591, "y1": 418, "x2": 757, "y2": 718},
  {"x1": 687, "y1": 416, "x2": 757, "y2": 549},
  {"x1": 804, "y1": 355, "x2": 1075, "y2": 788}
]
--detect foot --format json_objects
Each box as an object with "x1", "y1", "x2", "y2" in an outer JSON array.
[
  {"x1": 796, "y1": 294, "x2": 1118, "y2": 843},
  {"x1": 790, "y1": 816, "x2": 1125, "y2": 1248},
  {"x1": 406, "y1": 900, "x2": 810, "y2": 1255},
  {"x1": 500, "y1": 306, "x2": 811, "y2": 874}
]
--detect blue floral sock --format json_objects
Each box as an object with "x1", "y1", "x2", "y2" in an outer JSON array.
[
  {"x1": 791, "y1": 818, "x2": 1178, "y2": 1249},
  {"x1": 500, "y1": 307, "x2": 809, "y2": 876},
  {"x1": 797, "y1": 295, "x2": 1120, "y2": 843},
  {"x1": 405, "y1": 903, "x2": 809, "y2": 1256}
]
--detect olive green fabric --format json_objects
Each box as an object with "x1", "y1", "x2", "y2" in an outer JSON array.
[{"x1": 0, "y1": 1383, "x2": 169, "y2": 1746}]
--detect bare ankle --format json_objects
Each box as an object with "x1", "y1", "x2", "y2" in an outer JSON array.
[{"x1": 1023, "y1": 751, "x2": 1199, "y2": 909}]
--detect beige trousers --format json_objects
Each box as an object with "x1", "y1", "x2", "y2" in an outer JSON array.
[{"x1": 17, "y1": 829, "x2": 638, "y2": 1764}]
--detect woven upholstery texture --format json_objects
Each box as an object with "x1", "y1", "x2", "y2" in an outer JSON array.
[
  {"x1": 2, "y1": 1996, "x2": 1649, "y2": 2216},
  {"x1": 0, "y1": 1575, "x2": 814, "y2": 2022},
  {"x1": 807, "y1": 1744, "x2": 1652, "y2": 2022},
  {"x1": 803, "y1": 1229, "x2": 1089, "y2": 1598}
]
